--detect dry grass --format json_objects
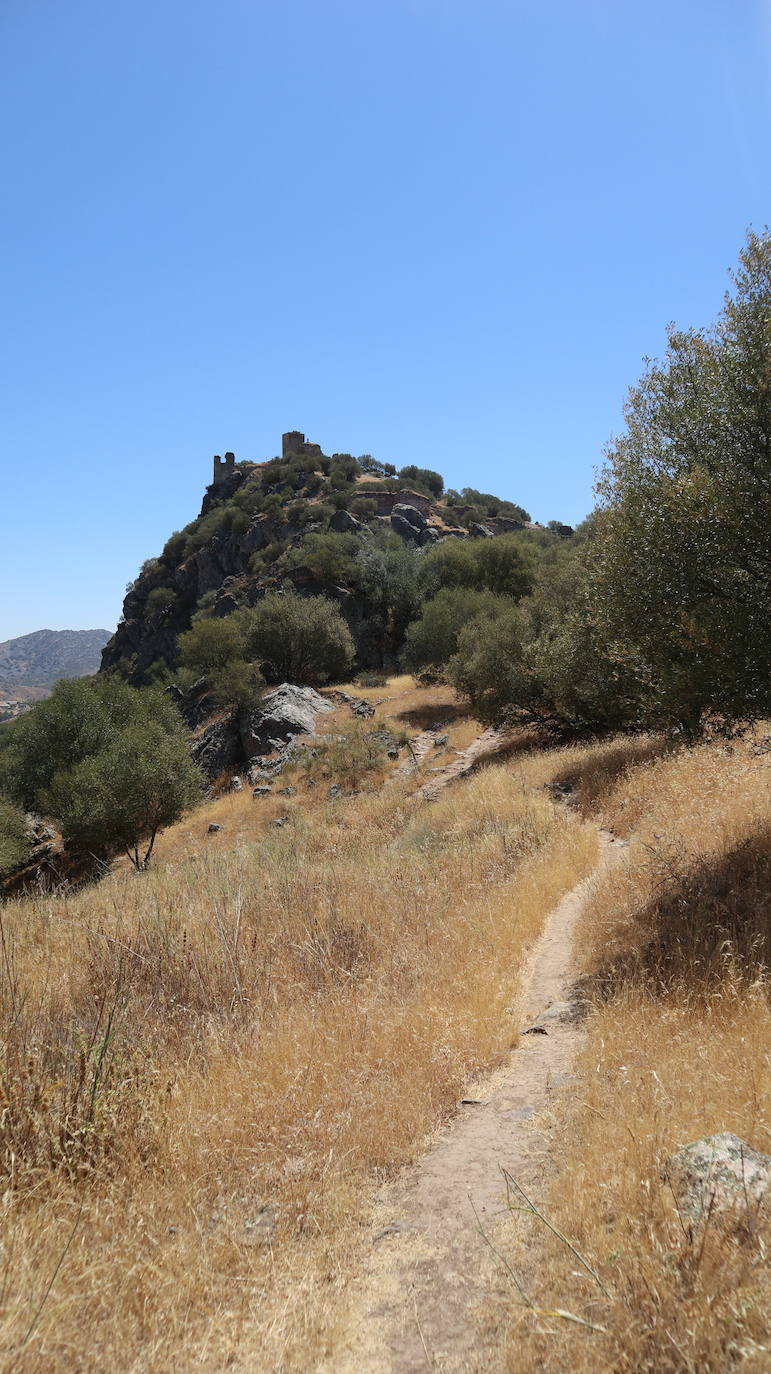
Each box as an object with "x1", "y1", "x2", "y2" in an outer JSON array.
[
  {"x1": 505, "y1": 736, "x2": 771, "y2": 1373},
  {"x1": 0, "y1": 682, "x2": 597, "y2": 1372}
]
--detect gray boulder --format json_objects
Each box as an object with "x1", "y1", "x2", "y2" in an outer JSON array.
[
  {"x1": 239, "y1": 684, "x2": 335, "y2": 760},
  {"x1": 468, "y1": 522, "x2": 495, "y2": 538},
  {"x1": 329, "y1": 508, "x2": 362, "y2": 534},
  {"x1": 392, "y1": 503, "x2": 427, "y2": 529},
  {"x1": 665, "y1": 1132, "x2": 771, "y2": 1224},
  {"x1": 391, "y1": 512, "x2": 422, "y2": 543}
]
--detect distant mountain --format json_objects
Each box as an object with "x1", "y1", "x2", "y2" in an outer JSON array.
[{"x1": 0, "y1": 629, "x2": 112, "y2": 690}]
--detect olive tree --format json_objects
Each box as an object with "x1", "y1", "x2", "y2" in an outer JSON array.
[
  {"x1": 591, "y1": 230, "x2": 771, "y2": 731},
  {"x1": 0, "y1": 677, "x2": 201, "y2": 868}
]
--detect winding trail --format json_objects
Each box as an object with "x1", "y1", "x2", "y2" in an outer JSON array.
[{"x1": 332, "y1": 830, "x2": 626, "y2": 1374}]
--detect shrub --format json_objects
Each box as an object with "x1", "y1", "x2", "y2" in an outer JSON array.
[
  {"x1": 242, "y1": 593, "x2": 355, "y2": 684},
  {"x1": 349, "y1": 497, "x2": 376, "y2": 522},
  {"x1": 0, "y1": 678, "x2": 201, "y2": 868},
  {"x1": 398, "y1": 465, "x2": 444, "y2": 497},
  {"x1": 403, "y1": 587, "x2": 505, "y2": 673},
  {"x1": 0, "y1": 799, "x2": 29, "y2": 877},
  {"x1": 301, "y1": 724, "x2": 387, "y2": 789},
  {"x1": 177, "y1": 616, "x2": 244, "y2": 677},
  {"x1": 421, "y1": 534, "x2": 535, "y2": 600},
  {"x1": 146, "y1": 586, "x2": 177, "y2": 616}
]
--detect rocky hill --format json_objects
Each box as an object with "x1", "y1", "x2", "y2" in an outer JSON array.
[
  {"x1": 102, "y1": 431, "x2": 571, "y2": 685},
  {"x1": 0, "y1": 628, "x2": 112, "y2": 692}
]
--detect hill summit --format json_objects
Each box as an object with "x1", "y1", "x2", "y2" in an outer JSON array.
[{"x1": 102, "y1": 430, "x2": 570, "y2": 684}]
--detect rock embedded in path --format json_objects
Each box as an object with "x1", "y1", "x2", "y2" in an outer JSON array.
[{"x1": 665, "y1": 1132, "x2": 771, "y2": 1224}]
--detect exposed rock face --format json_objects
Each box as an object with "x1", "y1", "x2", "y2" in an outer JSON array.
[
  {"x1": 392, "y1": 503, "x2": 428, "y2": 530},
  {"x1": 190, "y1": 718, "x2": 243, "y2": 779},
  {"x1": 329, "y1": 509, "x2": 362, "y2": 534},
  {"x1": 390, "y1": 504, "x2": 428, "y2": 543},
  {"x1": 239, "y1": 684, "x2": 335, "y2": 759},
  {"x1": 665, "y1": 1132, "x2": 771, "y2": 1224}
]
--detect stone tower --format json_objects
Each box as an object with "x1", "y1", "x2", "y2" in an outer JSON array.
[{"x1": 213, "y1": 452, "x2": 235, "y2": 485}]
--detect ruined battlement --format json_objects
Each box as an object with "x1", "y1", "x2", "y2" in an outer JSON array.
[{"x1": 212, "y1": 451, "x2": 236, "y2": 485}]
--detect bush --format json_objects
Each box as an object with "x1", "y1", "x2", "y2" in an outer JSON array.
[
  {"x1": 0, "y1": 678, "x2": 201, "y2": 868},
  {"x1": 286, "y1": 532, "x2": 360, "y2": 585},
  {"x1": 146, "y1": 586, "x2": 177, "y2": 617},
  {"x1": 349, "y1": 497, "x2": 376, "y2": 522},
  {"x1": 0, "y1": 799, "x2": 29, "y2": 877},
  {"x1": 209, "y1": 659, "x2": 265, "y2": 719},
  {"x1": 398, "y1": 465, "x2": 444, "y2": 497},
  {"x1": 403, "y1": 587, "x2": 504, "y2": 673},
  {"x1": 242, "y1": 593, "x2": 355, "y2": 685},
  {"x1": 447, "y1": 603, "x2": 534, "y2": 724},
  {"x1": 420, "y1": 534, "x2": 535, "y2": 600},
  {"x1": 177, "y1": 616, "x2": 244, "y2": 677},
  {"x1": 301, "y1": 724, "x2": 387, "y2": 789}
]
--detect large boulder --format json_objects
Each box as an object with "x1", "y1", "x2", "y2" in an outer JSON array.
[
  {"x1": 239, "y1": 684, "x2": 335, "y2": 760},
  {"x1": 392, "y1": 503, "x2": 427, "y2": 530},
  {"x1": 665, "y1": 1132, "x2": 771, "y2": 1224},
  {"x1": 329, "y1": 509, "x2": 362, "y2": 534}
]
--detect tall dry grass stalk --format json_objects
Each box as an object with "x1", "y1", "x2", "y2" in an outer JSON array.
[
  {"x1": 506, "y1": 736, "x2": 771, "y2": 1373},
  {"x1": 0, "y1": 730, "x2": 596, "y2": 1371}
]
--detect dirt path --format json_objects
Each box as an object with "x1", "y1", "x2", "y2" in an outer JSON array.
[
  {"x1": 332, "y1": 831, "x2": 625, "y2": 1374},
  {"x1": 393, "y1": 726, "x2": 521, "y2": 794}
]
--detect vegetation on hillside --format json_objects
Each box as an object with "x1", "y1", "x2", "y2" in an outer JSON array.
[{"x1": 0, "y1": 676, "x2": 201, "y2": 868}]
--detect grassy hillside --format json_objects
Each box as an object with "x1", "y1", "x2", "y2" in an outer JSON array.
[
  {"x1": 0, "y1": 679, "x2": 595, "y2": 1372},
  {"x1": 0, "y1": 680, "x2": 767, "y2": 1371},
  {"x1": 503, "y1": 733, "x2": 771, "y2": 1372}
]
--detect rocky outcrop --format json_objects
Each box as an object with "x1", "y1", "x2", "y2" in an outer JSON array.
[
  {"x1": 191, "y1": 718, "x2": 243, "y2": 779},
  {"x1": 239, "y1": 684, "x2": 334, "y2": 758},
  {"x1": 665, "y1": 1132, "x2": 771, "y2": 1225}
]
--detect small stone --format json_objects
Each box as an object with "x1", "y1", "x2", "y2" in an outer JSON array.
[
  {"x1": 230, "y1": 776, "x2": 244, "y2": 792},
  {"x1": 328, "y1": 784, "x2": 342, "y2": 799},
  {"x1": 207, "y1": 823, "x2": 222, "y2": 833},
  {"x1": 253, "y1": 785, "x2": 272, "y2": 797},
  {"x1": 277, "y1": 785, "x2": 297, "y2": 797},
  {"x1": 272, "y1": 816, "x2": 288, "y2": 827},
  {"x1": 433, "y1": 733, "x2": 449, "y2": 747}
]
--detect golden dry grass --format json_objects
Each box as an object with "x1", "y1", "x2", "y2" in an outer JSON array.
[
  {"x1": 505, "y1": 736, "x2": 771, "y2": 1374},
  {"x1": 0, "y1": 684, "x2": 597, "y2": 1372}
]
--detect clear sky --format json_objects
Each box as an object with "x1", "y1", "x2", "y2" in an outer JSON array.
[{"x1": 2, "y1": 0, "x2": 769, "y2": 639}]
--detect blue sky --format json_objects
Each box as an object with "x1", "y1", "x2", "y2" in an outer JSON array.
[{"x1": 2, "y1": 0, "x2": 769, "y2": 639}]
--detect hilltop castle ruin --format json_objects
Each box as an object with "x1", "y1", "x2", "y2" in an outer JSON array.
[{"x1": 213, "y1": 432, "x2": 323, "y2": 486}]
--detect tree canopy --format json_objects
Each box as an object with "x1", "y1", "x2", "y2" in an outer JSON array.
[{"x1": 0, "y1": 677, "x2": 201, "y2": 868}]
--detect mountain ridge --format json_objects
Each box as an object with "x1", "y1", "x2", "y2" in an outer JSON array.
[{"x1": 0, "y1": 628, "x2": 112, "y2": 689}]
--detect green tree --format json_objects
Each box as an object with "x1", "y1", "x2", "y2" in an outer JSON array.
[
  {"x1": 0, "y1": 678, "x2": 201, "y2": 868},
  {"x1": 0, "y1": 799, "x2": 29, "y2": 877},
  {"x1": 420, "y1": 533, "x2": 535, "y2": 600},
  {"x1": 403, "y1": 587, "x2": 504, "y2": 673},
  {"x1": 591, "y1": 229, "x2": 771, "y2": 731},
  {"x1": 242, "y1": 593, "x2": 355, "y2": 684},
  {"x1": 177, "y1": 615, "x2": 244, "y2": 677}
]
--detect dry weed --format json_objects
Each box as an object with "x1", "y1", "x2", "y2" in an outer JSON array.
[
  {"x1": 0, "y1": 712, "x2": 597, "y2": 1371},
  {"x1": 505, "y1": 736, "x2": 771, "y2": 1373}
]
